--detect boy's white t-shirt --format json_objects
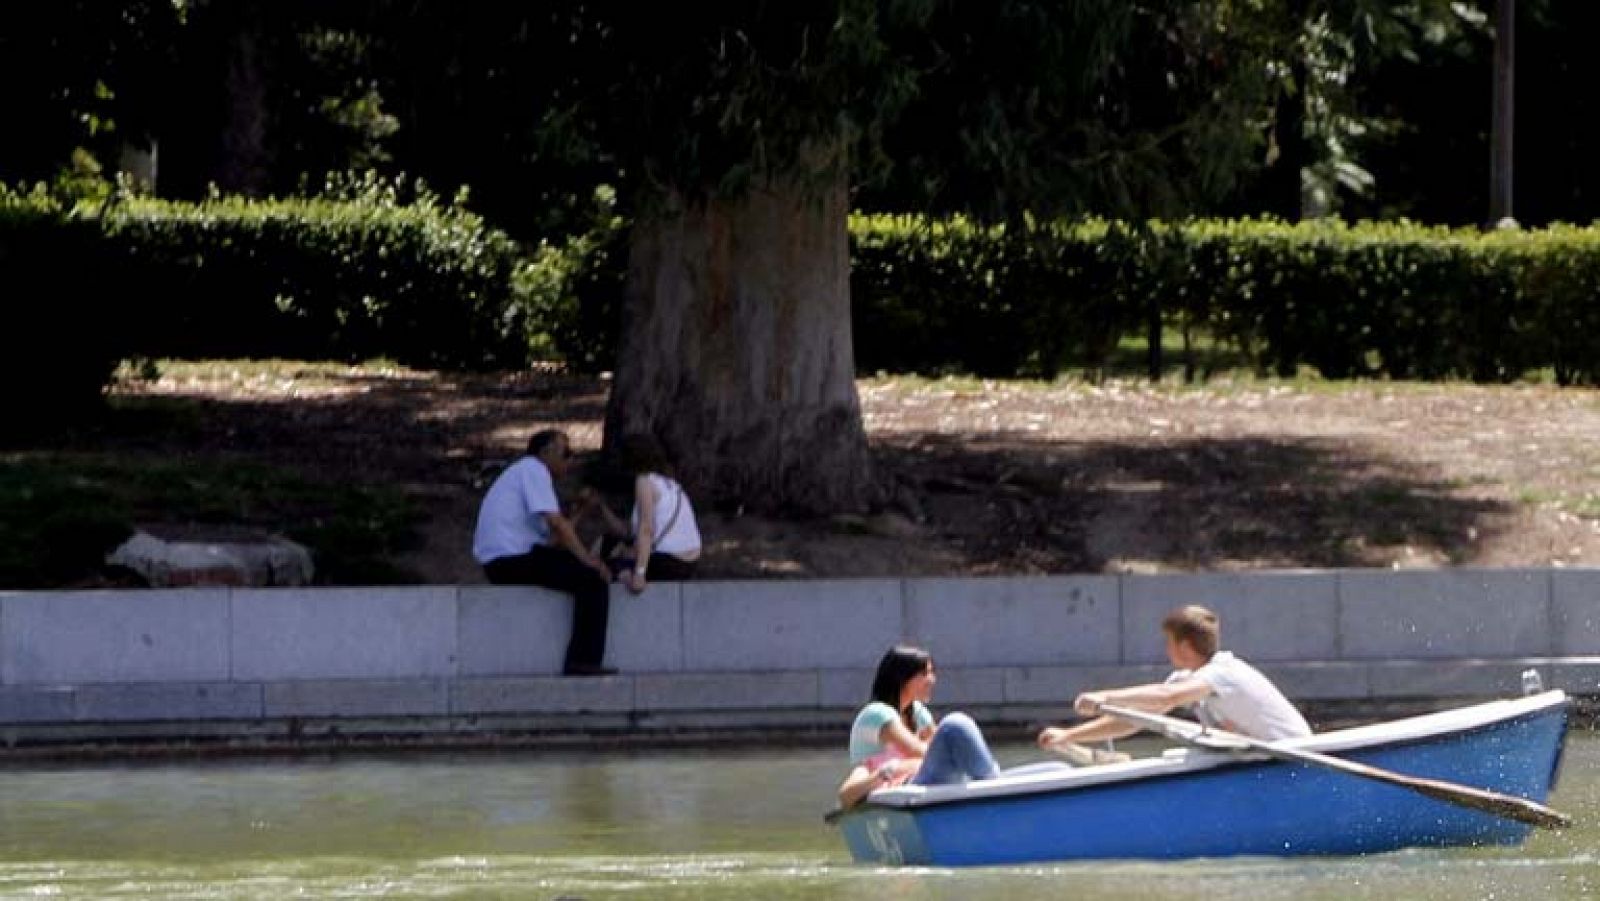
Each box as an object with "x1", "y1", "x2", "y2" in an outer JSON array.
[{"x1": 1168, "y1": 651, "x2": 1312, "y2": 741}]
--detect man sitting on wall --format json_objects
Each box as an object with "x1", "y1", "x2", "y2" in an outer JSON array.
[{"x1": 472, "y1": 429, "x2": 617, "y2": 677}]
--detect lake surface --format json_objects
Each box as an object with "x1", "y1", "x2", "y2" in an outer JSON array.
[{"x1": 0, "y1": 735, "x2": 1596, "y2": 899}]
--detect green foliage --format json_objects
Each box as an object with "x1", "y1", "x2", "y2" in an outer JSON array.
[
  {"x1": 0, "y1": 0, "x2": 183, "y2": 184},
  {"x1": 109, "y1": 175, "x2": 530, "y2": 369},
  {"x1": 1, "y1": 176, "x2": 532, "y2": 423},
  {"x1": 1351, "y1": 0, "x2": 1600, "y2": 226},
  {"x1": 0, "y1": 456, "x2": 133, "y2": 588},
  {"x1": 516, "y1": 0, "x2": 944, "y2": 204},
  {"x1": 0, "y1": 184, "x2": 133, "y2": 430},
  {"x1": 849, "y1": 214, "x2": 1600, "y2": 383},
  {"x1": 510, "y1": 186, "x2": 628, "y2": 372},
  {"x1": 283, "y1": 26, "x2": 400, "y2": 179}
]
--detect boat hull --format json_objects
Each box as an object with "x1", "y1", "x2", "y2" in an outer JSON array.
[{"x1": 838, "y1": 693, "x2": 1568, "y2": 866}]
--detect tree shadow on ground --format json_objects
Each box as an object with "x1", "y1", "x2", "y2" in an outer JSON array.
[
  {"x1": 10, "y1": 370, "x2": 1529, "y2": 583},
  {"x1": 875, "y1": 432, "x2": 1512, "y2": 573},
  {"x1": 35, "y1": 369, "x2": 609, "y2": 486},
  {"x1": 6, "y1": 369, "x2": 612, "y2": 587}
]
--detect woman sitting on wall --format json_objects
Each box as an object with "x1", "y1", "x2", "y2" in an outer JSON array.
[{"x1": 585, "y1": 433, "x2": 702, "y2": 593}]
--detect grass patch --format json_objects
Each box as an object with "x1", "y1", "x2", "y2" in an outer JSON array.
[
  {"x1": 1517, "y1": 487, "x2": 1559, "y2": 507},
  {"x1": 1575, "y1": 495, "x2": 1600, "y2": 520},
  {"x1": 0, "y1": 452, "x2": 422, "y2": 588},
  {"x1": 112, "y1": 357, "x2": 420, "y2": 390},
  {"x1": 1099, "y1": 326, "x2": 1254, "y2": 380}
]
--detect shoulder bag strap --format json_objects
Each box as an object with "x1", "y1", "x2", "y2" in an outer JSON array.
[{"x1": 647, "y1": 478, "x2": 685, "y2": 550}]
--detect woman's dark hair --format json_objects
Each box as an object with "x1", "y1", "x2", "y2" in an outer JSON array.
[
  {"x1": 618, "y1": 433, "x2": 673, "y2": 477},
  {"x1": 870, "y1": 645, "x2": 932, "y2": 729}
]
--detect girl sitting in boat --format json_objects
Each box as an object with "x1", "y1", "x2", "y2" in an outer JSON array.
[{"x1": 837, "y1": 645, "x2": 1002, "y2": 808}]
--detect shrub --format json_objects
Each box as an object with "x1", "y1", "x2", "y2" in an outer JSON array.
[
  {"x1": 103, "y1": 174, "x2": 531, "y2": 370},
  {"x1": 849, "y1": 215, "x2": 1600, "y2": 383},
  {"x1": 1, "y1": 185, "x2": 131, "y2": 431}
]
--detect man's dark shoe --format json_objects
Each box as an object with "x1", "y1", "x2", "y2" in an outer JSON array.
[{"x1": 563, "y1": 664, "x2": 619, "y2": 677}]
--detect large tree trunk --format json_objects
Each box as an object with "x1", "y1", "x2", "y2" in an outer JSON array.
[{"x1": 604, "y1": 166, "x2": 877, "y2": 515}]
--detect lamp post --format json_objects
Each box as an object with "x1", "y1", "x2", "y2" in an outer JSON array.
[{"x1": 1489, "y1": 0, "x2": 1515, "y2": 227}]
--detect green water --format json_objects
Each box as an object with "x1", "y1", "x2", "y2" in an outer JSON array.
[{"x1": 0, "y1": 736, "x2": 1596, "y2": 899}]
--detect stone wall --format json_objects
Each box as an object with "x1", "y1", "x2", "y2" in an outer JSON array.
[{"x1": 1, "y1": 568, "x2": 1596, "y2": 748}]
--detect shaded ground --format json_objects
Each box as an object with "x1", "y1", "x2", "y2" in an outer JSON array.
[{"x1": 79, "y1": 364, "x2": 1600, "y2": 582}]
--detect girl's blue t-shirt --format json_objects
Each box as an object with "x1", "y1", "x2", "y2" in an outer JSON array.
[{"x1": 848, "y1": 701, "x2": 935, "y2": 765}]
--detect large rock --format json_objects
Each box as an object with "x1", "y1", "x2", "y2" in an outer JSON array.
[{"x1": 107, "y1": 527, "x2": 313, "y2": 587}]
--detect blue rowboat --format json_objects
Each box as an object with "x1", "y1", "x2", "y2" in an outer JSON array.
[{"x1": 834, "y1": 690, "x2": 1569, "y2": 866}]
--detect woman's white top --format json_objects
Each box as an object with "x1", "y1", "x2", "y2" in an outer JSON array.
[{"x1": 632, "y1": 473, "x2": 701, "y2": 559}]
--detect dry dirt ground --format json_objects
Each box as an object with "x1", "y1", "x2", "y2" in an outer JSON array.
[{"x1": 109, "y1": 364, "x2": 1600, "y2": 583}]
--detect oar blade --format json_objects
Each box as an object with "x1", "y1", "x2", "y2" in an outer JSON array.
[{"x1": 1408, "y1": 778, "x2": 1572, "y2": 831}]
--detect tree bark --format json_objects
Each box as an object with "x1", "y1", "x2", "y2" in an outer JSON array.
[
  {"x1": 1488, "y1": 0, "x2": 1515, "y2": 225},
  {"x1": 215, "y1": 0, "x2": 272, "y2": 195},
  {"x1": 1266, "y1": 1, "x2": 1313, "y2": 222},
  {"x1": 1266, "y1": 53, "x2": 1310, "y2": 222},
  {"x1": 604, "y1": 165, "x2": 877, "y2": 515}
]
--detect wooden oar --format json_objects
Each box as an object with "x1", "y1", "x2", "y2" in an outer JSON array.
[{"x1": 1097, "y1": 702, "x2": 1571, "y2": 831}]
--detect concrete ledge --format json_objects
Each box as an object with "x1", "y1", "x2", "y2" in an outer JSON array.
[
  {"x1": 1, "y1": 569, "x2": 1596, "y2": 750},
  {"x1": 456, "y1": 585, "x2": 569, "y2": 676},
  {"x1": 1338, "y1": 569, "x2": 1551, "y2": 659},
  {"x1": 1549, "y1": 658, "x2": 1600, "y2": 694},
  {"x1": 682, "y1": 580, "x2": 902, "y2": 670},
  {"x1": 452, "y1": 676, "x2": 633, "y2": 715},
  {"x1": 905, "y1": 576, "x2": 1119, "y2": 666},
  {"x1": 1553, "y1": 571, "x2": 1600, "y2": 654},
  {"x1": 635, "y1": 671, "x2": 819, "y2": 710},
  {"x1": 264, "y1": 679, "x2": 450, "y2": 718},
  {"x1": 0, "y1": 662, "x2": 1582, "y2": 753},
  {"x1": 76, "y1": 682, "x2": 262, "y2": 722},
  {"x1": 1364, "y1": 659, "x2": 1532, "y2": 698},
  {"x1": 819, "y1": 668, "x2": 875, "y2": 708},
  {"x1": 1004, "y1": 665, "x2": 1167, "y2": 705},
  {"x1": 233, "y1": 587, "x2": 458, "y2": 680},
  {"x1": 1262, "y1": 661, "x2": 1371, "y2": 700},
  {"x1": 1122, "y1": 572, "x2": 1338, "y2": 663},
  {"x1": 0, "y1": 687, "x2": 76, "y2": 723},
  {"x1": 2, "y1": 589, "x2": 230, "y2": 684}
]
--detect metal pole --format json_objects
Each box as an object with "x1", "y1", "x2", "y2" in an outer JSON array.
[{"x1": 1489, "y1": 0, "x2": 1515, "y2": 226}]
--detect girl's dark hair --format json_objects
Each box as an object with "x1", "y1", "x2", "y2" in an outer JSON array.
[
  {"x1": 870, "y1": 645, "x2": 932, "y2": 729},
  {"x1": 618, "y1": 433, "x2": 673, "y2": 477}
]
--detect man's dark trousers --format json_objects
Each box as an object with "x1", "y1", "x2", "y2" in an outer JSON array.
[{"x1": 484, "y1": 545, "x2": 610, "y2": 671}]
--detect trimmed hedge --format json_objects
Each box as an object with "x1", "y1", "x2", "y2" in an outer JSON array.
[
  {"x1": 850, "y1": 216, "x2": 1600, "y2": 384},
  {"x1": 3, "y1": 178, "x2": 534, "y2": 424},
  {"x1": 103, "y1": 183, "x2": 530, "y2": 369},
  {"x1": 10, "y1": 183, "x2": 1600, "y2": 427},
  {"x1": 1, "y1": 186, "x2": 132, "y2": 429}
]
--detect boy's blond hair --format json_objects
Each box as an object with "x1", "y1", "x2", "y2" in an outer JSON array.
[{"x1": 1161, "y1": 605, "x2": 1220, "y2": 658}]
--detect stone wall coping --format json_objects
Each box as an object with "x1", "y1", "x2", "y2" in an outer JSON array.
[{"x1": 1, "y1": 568, "x2": 1595, "y2": 746}]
